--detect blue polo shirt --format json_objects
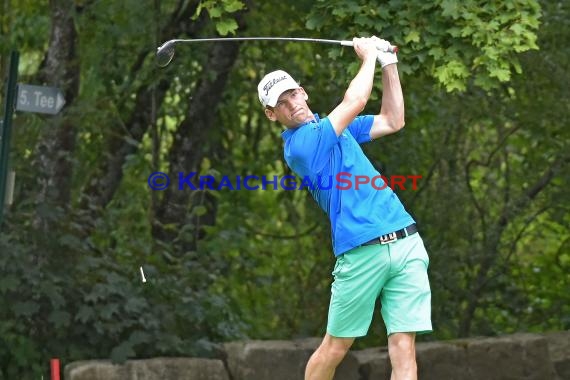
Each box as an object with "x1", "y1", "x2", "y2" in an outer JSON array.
[{"x1": 281, "y1": 114, "x2": 415, "y2": 256}]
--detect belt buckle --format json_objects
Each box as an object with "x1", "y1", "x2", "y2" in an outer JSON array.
[{"x1": 380, "y1": 232, "x2": 397, "y2": 244}]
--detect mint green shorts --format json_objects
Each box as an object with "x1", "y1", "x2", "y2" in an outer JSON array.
[{"x1": 327, "y1": 232, "x2": 432, "y2": 337}]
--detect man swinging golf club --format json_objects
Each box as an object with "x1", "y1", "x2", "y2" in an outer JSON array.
[{"x1": 258, "y1": 36, "x2": 432, "y2": 380}]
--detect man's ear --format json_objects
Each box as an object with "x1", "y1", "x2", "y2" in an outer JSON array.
[
  {"x1": 264, "y1": 108, "x2": 277, "y2": 121},
  {"x1": 300, "y1": 87, "x2": 308, "y2": 101}
]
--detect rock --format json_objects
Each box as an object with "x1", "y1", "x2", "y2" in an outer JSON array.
[
  {"x1": 224, "y1": 338, "x2": 360, "y2": 380},
  {"x1": 462, "y1": 333, "x2": 556, "y2": 380},
  {"x1": 543, "y1": 331, "x2": 570, "y2": 380},
  {"x1": 64, "y1": 357, "x2": 229, "y2": 380},
  {"x1": 64, "y1": 331, "x2": 570, "y2": 380},
  {"x1": 355, "y1": 333, "x2": 557, "y2": 380},
  {"x1": 353, "y1": 346, "x2": 390, "y2": 380},
  {"x1": 417, "y1": 341, "x2": 469, "y2": 380}
]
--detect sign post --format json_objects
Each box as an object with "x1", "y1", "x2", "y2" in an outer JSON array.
[
  {"x1": 0, "y1": 51, "x2": 19, "y2": 228},
  {"x1": 0, "y1": 52, "x2": 67, "y2": 228}
]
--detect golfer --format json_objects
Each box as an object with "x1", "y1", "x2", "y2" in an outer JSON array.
[{"x1": 257, "y1": 36, "x2": 432, "y2": 380}]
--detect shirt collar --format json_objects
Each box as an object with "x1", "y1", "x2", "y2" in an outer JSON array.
[{"x1": 281, "y1": 113, "x2": 320, "y2": 141}]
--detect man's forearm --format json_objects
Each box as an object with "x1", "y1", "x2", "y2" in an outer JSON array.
[
  {"x1": 380, "y1": 65, "x2": 404, "y2": 129},
  {"x1": 344, "y1": 56, "x2": 377, "y2": 108}
]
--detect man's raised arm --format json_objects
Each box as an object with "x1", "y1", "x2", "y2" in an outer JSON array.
[
  {"x1": 370, "y1": 42, "x2": 405, "y2": 140},
  {"x1": 327, "y1": 37, "x2": 379, "y2": 136}
]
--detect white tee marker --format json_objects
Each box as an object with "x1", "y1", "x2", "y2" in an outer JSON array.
[{"x1": 139, "y1": 266, "x2": 147, "y2": 283}]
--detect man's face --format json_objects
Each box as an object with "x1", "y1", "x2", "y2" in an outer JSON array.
[{"x1": 264, "y1": 88, "x2": 310, "y2": 128}]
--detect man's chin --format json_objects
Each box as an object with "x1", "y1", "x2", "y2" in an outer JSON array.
[{"x1": 294, "y1": 113, "x2": 309, "y2": 123}]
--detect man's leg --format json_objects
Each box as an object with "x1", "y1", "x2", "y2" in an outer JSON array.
[
  {"x1": 388, "y1": 332, "x2": 417, "y2": 380},
  {"x1": 305, "y1": 333, "x2": 354, "y2": 380},
  {"x1": 380, "y1": 234, "x2": 431, "y2": 380}
]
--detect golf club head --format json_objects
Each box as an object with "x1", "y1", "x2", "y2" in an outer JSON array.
[{"x1": 156, "y1": 41, "x2": 176, "y2": 67}]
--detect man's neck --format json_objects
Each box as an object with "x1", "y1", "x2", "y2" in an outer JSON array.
[{"x1": 287, "y1": 111, "x2": 316, "y2": 129}]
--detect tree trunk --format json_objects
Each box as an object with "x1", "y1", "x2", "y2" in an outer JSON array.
[
  {"x1": 457, "y1": 156, "x2": 564, "y2": 336},
  {"x1": 75, "y1": 1, "x2": 209, "y2": 233},
  {"x1": 32, "y1": 0, "x2": 79, "y2": 229},
  {"x1": 152, "y1": 40, "x2": 242, "y2": 252}
]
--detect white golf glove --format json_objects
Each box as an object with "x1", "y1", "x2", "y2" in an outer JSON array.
[{"x1": 376, "y1": 39, "x2": 398, "y2": 68}]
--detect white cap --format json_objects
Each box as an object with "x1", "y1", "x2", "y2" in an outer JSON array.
[{"x1": 257, "y1": 70, "x2": 300, "y2": 107}]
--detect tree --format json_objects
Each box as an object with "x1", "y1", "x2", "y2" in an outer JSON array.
[{"x1": 1, "y1": 0, "x2": 567, "y2": 378}]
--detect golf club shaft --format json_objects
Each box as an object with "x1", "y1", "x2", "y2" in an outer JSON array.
[
  {"x1": 158, "y1": 37, "x2": 398, "y2": 53},
  {"x1": 156, "y1": 37, "x2": 398, "y2": 67}
]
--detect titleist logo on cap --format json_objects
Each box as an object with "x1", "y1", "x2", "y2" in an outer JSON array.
[{"x1": 263, "y1": 75, "x2": 288, "y2": 96}]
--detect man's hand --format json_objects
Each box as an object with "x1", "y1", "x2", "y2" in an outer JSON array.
[
  {"x1": 373, "y1": 37, "x2": 398, "y2": 68},
  {"x1": 353, "y1": 37, "x2": 380, "y2": 63}
]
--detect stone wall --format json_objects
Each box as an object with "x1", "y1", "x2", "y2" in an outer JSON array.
[{"x1": 65, "y1": 331, "x2": 570, "y2": 380}]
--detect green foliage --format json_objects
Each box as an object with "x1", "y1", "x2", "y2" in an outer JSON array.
[
  {"x1": 195, "y1": 0, "x2": 245, "y2": 35},
  {"x1": 0, "y1": 212, "x2": 245, "y2": 378},
  {"x1": 306, "y1": 0, "x2": 541, "y2": 91},
  {"x1": 0, "y1": 0, "x2": 568, "y2": 377}
]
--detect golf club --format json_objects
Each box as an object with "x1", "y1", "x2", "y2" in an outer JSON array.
[{"x1": 156, "y1": 37, "x2": 399, "y2": 67}]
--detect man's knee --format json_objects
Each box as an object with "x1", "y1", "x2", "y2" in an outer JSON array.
[
  {"x1": 322, "y1": 343, "x2": 350, "y2": 363},
  {"x1": 316, "y1": 335, "x2": 354, "y2": 364},
  {"x1": 388, "y1": 333, "x2": 416, "y2": 365}
]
